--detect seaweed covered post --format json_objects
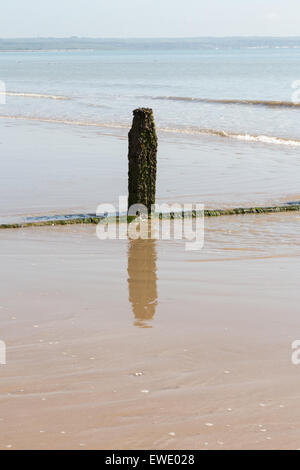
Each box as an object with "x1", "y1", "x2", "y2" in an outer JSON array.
[{"x1": 128, "y1": 108, "x2": 158, "y2": 215}]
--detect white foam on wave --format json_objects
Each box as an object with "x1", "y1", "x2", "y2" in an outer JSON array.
[
  {"x1": 224, "y1": 131, "x2": 300, "y2": 147},
  {"x1": 0, "y1": 114, "x2": 128, "y2": 129},
  {"x1": 160, "y1": 126, "x2": 300, "y2": 147},
  {"x1": 1, "y1": 114, "x2": 299, "y2": 147},
  {"x1": 0, "y1": 91, "x2": 70, "y2": 100}
]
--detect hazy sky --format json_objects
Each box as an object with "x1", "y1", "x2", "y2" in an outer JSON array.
[{"x1": 0, "y1": 0, "x2": 299, "y2": 38}]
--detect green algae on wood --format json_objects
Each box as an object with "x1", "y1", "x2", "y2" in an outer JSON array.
[
  {"x1": 203, "y1": 205, "x2": 300, "y2": 217},
  {"x1": 0, "y1": 205, "x2": 300, "y2": 230},
  {"x1": 0, "y1": 217, "x2": 101, "y2": 230},
  {"x1": 128, "y1": 108, "x2": 158, "y2": 214}
]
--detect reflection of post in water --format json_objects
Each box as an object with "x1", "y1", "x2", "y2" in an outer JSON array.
[{"x1": 127, "y1": 238, "x2": 158, "y2": 328}]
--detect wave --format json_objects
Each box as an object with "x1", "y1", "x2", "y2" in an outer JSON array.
[
  {"x1": 0, "y1": 49, "x2": 97, "y2": 53},
  {"x1": 0, "y1": 114, "x2": 128, "y2": 129},
  {"x1": 1, "y1": 114, "x2": 300, "y2": 147},
  {"x1": 3, "y1": 91, "x2": 298, "y2": 108},
  {"x1": 160, "y1": 126, "x2": 300, "y2": 146},
  {"x1": 0, "y1": 91, "x2": 70, "y2": 100},
  {"x1": 151, "y1": 96, "x2": 300, "y2": 109}
]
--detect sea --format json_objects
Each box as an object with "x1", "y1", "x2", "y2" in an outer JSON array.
[{"x1": 0, "y1": 37, "x2": 300, "y2": 221}]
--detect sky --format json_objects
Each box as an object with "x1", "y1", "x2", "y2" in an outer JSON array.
[{"x1": 0, "y1": 0, "x2": 299, "y2": 38}]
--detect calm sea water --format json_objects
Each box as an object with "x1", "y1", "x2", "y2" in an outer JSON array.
[{"x1": 0, "y1": 38, "x2": 300, "y2": 220}]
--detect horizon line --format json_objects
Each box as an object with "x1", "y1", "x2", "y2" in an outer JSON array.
[{"x1": 1, "y1": 35, "x2": 300, "y2": 40}]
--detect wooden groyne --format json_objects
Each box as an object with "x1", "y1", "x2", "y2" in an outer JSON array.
[
  {"x1": 128, "y1": 108, "x2": 157, "y2": 214},
  {"x1": 0, "y1": 205, "x2": 299, "y2": 229}
]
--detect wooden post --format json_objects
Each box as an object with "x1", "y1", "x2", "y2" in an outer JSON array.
[{"x1": 128, "y1": 108, "x2": 158, "y2": 215}]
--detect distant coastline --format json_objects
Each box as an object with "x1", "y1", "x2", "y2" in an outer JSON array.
[{"x1": 1, "y1": 36, "x2": 300, "y2": 51}]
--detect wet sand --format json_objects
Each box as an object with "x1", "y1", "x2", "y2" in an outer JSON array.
[{"x1": 0, "y1": 213, "x2": 300, "y2": 449}]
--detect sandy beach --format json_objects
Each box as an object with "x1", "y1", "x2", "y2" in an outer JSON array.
[
  {"x1": 0, "y1": 213, "x2": 299, "y2": 450},
  {"x1": 1, "y1": 31, "x2": 300, "y2": 452}
]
